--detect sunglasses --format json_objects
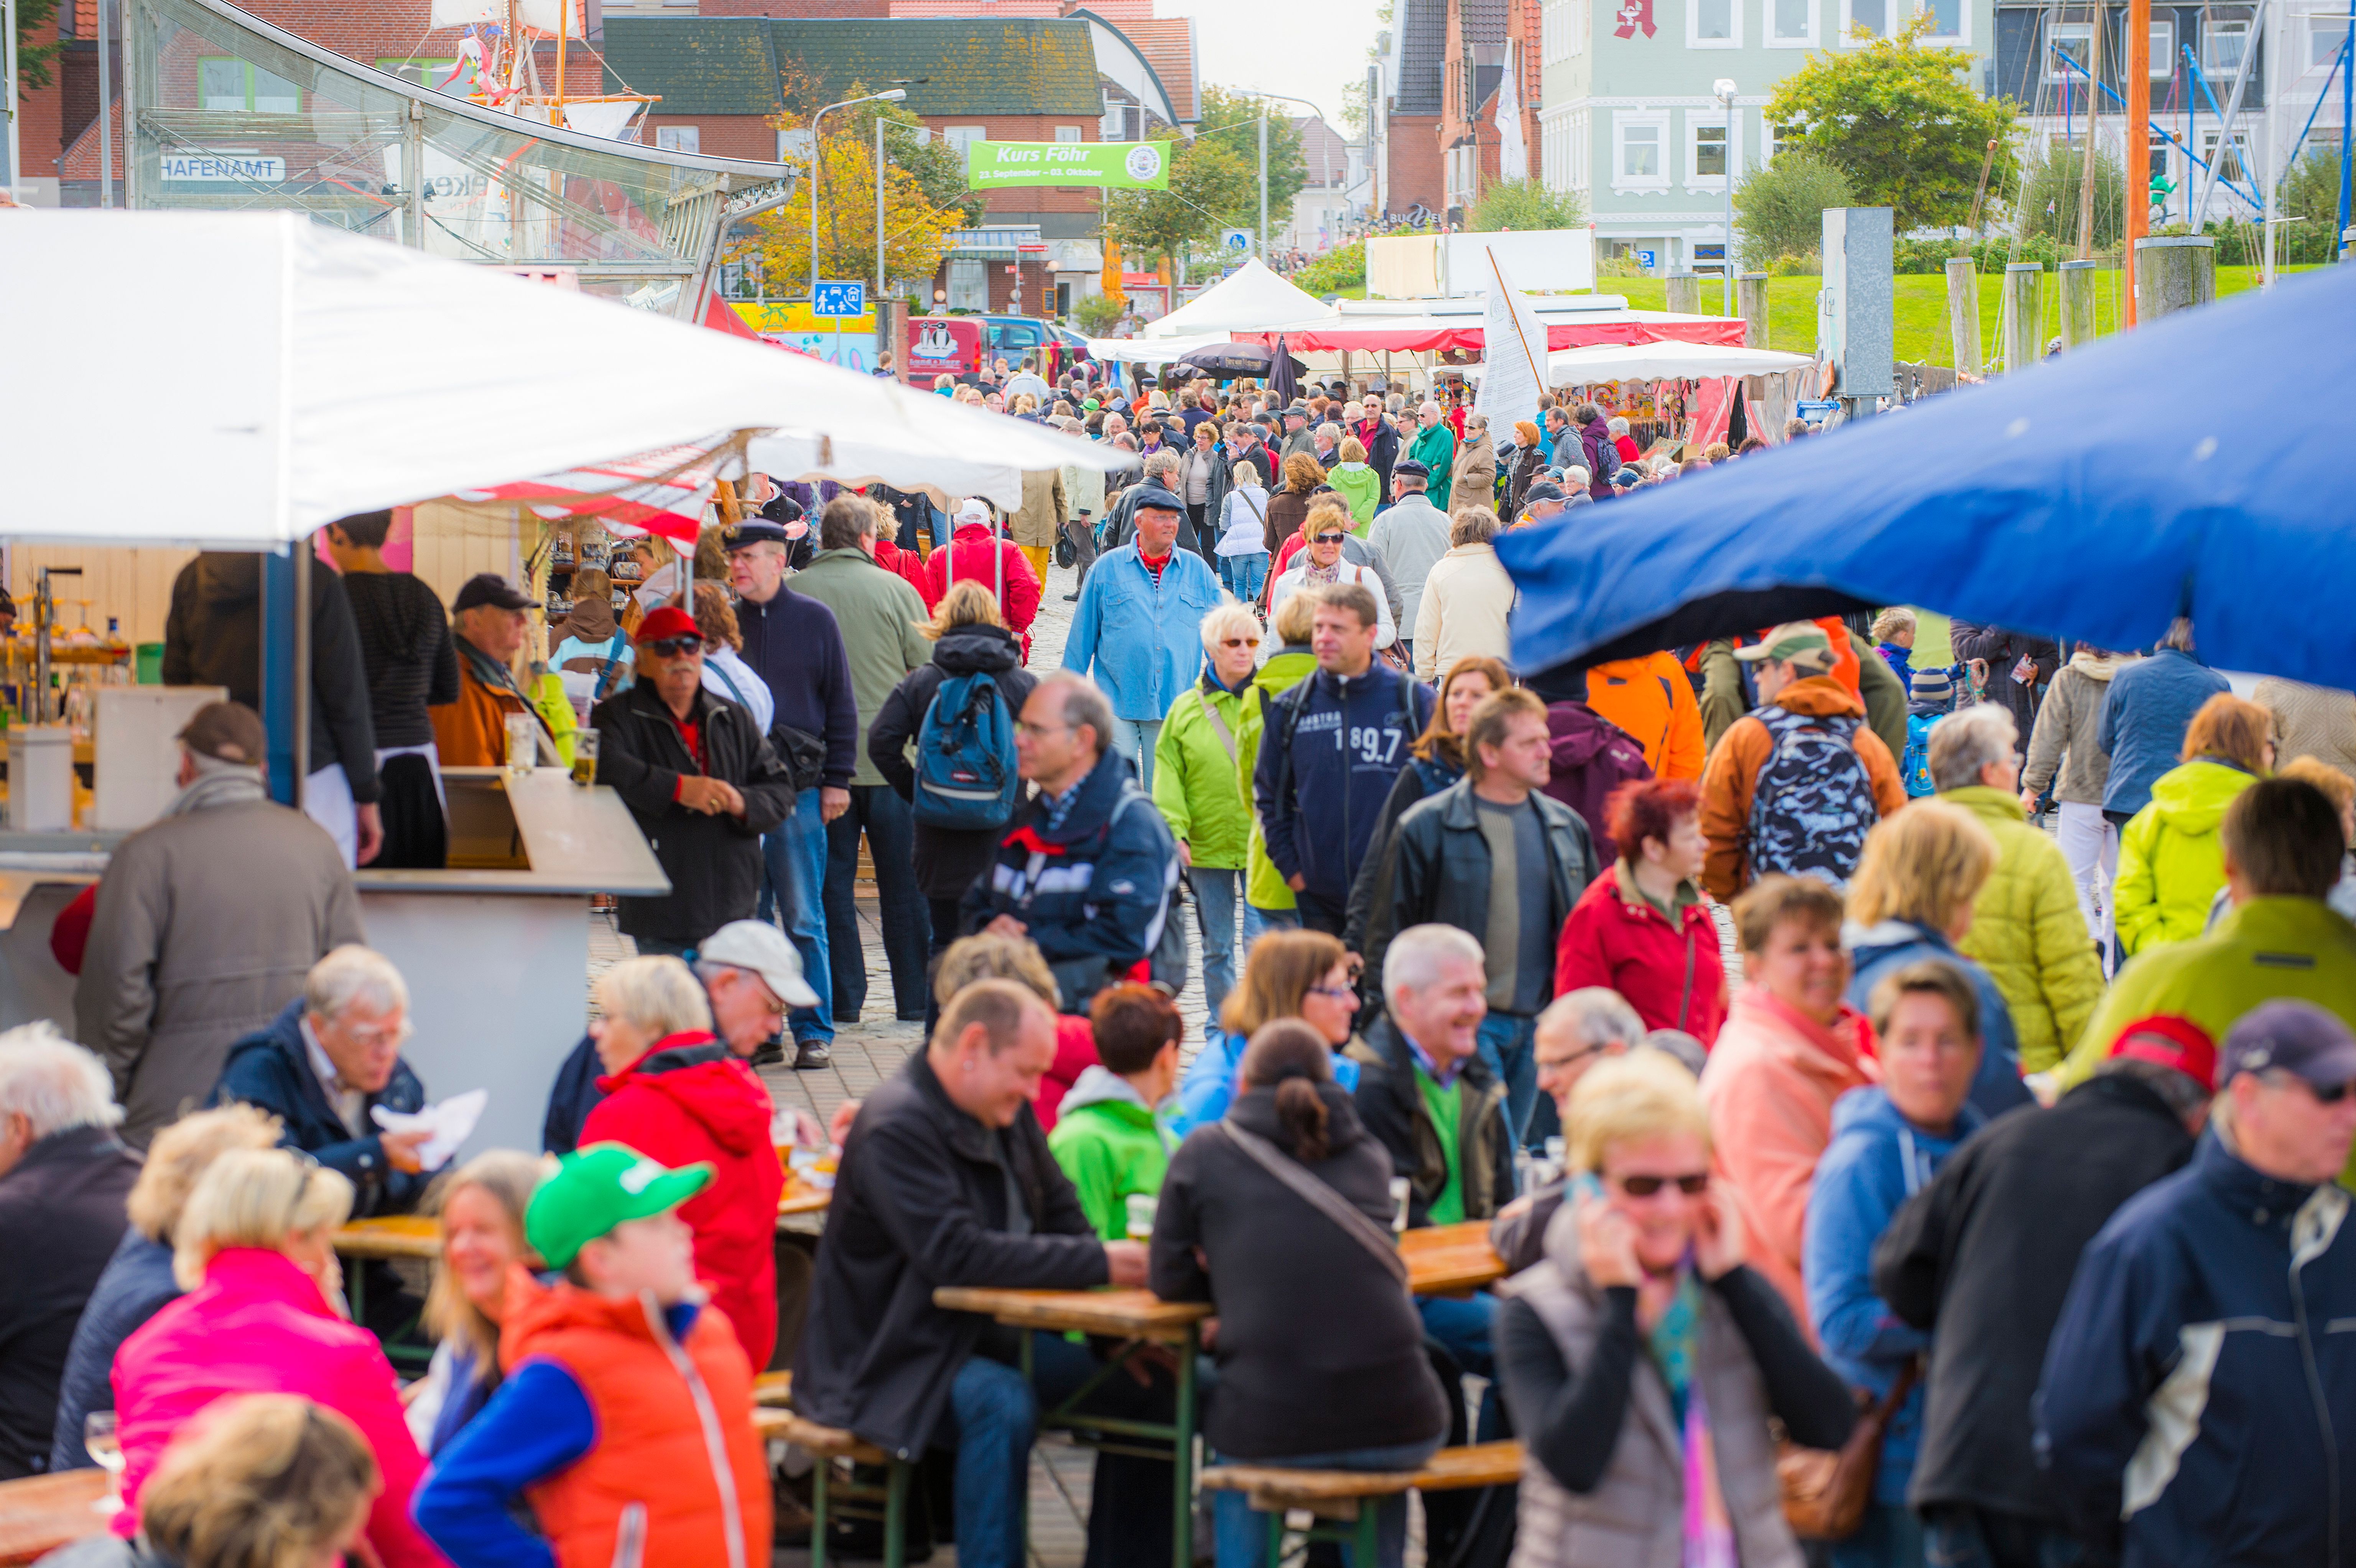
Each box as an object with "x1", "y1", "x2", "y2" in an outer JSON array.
[
  {"x1": 1612, "y1": 1171, "x2": 1711, "y2": 1198},
  {"x1": 1313, "y1": 532, "x2": 1347, "y2": 545},
  {"x1": 1220, "y1": 636, "x2": 1262, "y2": 649},
  {"x1": 645, "y1": 636, "x2": 703, "y2": 657},
  {"x1": 2308, "y1": 1078, "x2": 2356, "y2": 1104}
]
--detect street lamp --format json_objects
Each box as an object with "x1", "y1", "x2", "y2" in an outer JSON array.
[
  {"x1": 809, "y1": 87, "x2": 906, "y2": 297},
  {"x1": 1714, "y1": 79, "x2": 1738, "y2": 318},
  {"x1": 1236, "y1": 89, "x2": 1326, "y2": 260}
]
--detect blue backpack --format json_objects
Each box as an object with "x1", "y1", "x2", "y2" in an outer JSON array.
[
  {"x1": 1745, "y1": 703, "x2": 1877, "y2": 890},
  {"x1": 913, "y1": 671, "x2": 1019, "y2": 830},
  {"x1": 1901, "y1": 713, "x2": 1939, "y2": 798}
]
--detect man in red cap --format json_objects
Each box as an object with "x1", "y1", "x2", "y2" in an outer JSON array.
[
  {"x1": 1869, "y1": 1014, "x2": 2214, "y2": 1566},
  {"x1": 589, "y1": 606, "x2": 796, "y2": 956}
]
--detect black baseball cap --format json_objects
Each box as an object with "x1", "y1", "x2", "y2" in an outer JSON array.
[
  {"x1": 724, "y1": 520, "x2": 792, "y2": 551},
  {"x1": 452, "y1": 573, "x2": 540, "y2": 613},
  {"x1": 1520, "y1": 480, "x2": 1566, "y2": 504},
  {"x1": 1393, "y1": 458, "x2": 1430, "y2": 480},
  {"x1": 2222, "y1": 1001, "x2": 2356, "y2": 1089}
]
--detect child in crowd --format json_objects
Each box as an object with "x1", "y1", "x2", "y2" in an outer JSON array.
[
  {"x1": 1048, "y1": 984, "x2": 1184, "y2": 1241},
  {"x1": 1874, "y1": 607, "x2": 1918, "y2": 696},
  {"x1": 1902, "y1": 666, "x2": 1956, "y2": 799},
  {"x1": 411, "y1": 1145, "x2": 771, "y2": 1568}
]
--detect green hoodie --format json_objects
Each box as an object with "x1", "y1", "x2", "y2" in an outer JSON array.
[
  {"x1": 2114, "y1": 759, "x2": 2259, "y2": 957},
  {"x1": 1328, "y1": 462, "x2": 1380, "y2": 531},
  {"x1": 1046, "y1": 1065, "x2": 1178, "y2": 1241},
  {"x1": 1236, "y1": 645, "x2": 1318, "y2": 910}
]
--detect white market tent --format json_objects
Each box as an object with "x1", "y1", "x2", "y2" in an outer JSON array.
[
  {"x1": 0, "y1": 211, "x2": 1128, "y2": 545},
  {"x1": 1140, "y1": 258, "x2": 1337, "y2": 339},
  {"x1": 1457, "y1": 341, "x2": 1816, "y2": 381},
  {"x1": 1081, "y1": 332, "x2": 1241, "y2": 366}
]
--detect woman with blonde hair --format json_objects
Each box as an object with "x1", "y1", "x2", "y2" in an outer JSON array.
[
  {"x1": 1262, "y1": 449, "x2": 1328, "y2": 557},
  {"x1": 1266, "y1": 503, "x2": 1398, "y2": 648},
  {"x1": 869, "y1": 579, "x2": 1040, "y2": 977},
  {"x1": 1843, "y1": 800, "x2": 2033, "y2": 1116},
  {"x1": 110, "y1": 1149, "x2": 442, "y2": 1568},
  {"x1": 51, "y1": 1394, "x2": 382, "y2": 1568},
  {"x1": 50, "y1": 1105, "x2": 281, "y2": 1473},
  {"x1": 1498, "y1": 1053, "x2": 1854, "y2": 1568},
  {"x1": 1172, "y1": 929, "x2": 1366, "y2": 1133},
  {"x1": 405, "y1": 1151, "x2": 545, "y2": 1457},
  {"x1": 2114, "y1": 691, "x2": 2275, "y2": 955}
]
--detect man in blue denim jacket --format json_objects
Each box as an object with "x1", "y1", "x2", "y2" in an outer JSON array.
[{"x1": 1062, "y1": 483, "x2": 1222, "y2": 790}]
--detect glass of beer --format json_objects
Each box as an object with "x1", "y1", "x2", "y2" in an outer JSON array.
[
  {"x1": 571, "y1": 729, "x2": 601, "y2": 786},
  {"x1": 504, "y1": 712, "x2": 536, "y2": 777}
]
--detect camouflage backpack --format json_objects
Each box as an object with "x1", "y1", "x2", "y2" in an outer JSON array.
[{"x1": 1746, "y1": 703, "x2": 1876, "y2": 889}]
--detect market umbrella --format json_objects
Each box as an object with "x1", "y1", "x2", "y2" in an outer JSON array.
[
  {"x1": 1495, "y1": 263, "x2": 2356, "y2": 691},
  {"x1": 1269, "y1": 333, "x2": 1299, "y2": 408}
]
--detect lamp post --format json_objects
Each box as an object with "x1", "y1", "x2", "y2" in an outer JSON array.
[
  {"x1": 1714, "y1": 79, "x2": 1737, "y2": 317},
  {"x1": 809, "y1": 87, "x2": 905, "y2": 297},
  {"x1": 1237, "y1": 89, "x2": 1326, "y2": 260}
]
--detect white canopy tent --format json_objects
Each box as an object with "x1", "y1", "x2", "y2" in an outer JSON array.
[
  {"x1": 1080, "y1": 332, "x2": 1240, "y2": 366},
  {"x1": 1456, "y1": 341, "x2": 1816, "y2": 381},
  {"x1": 1140, "y1": 258, "x2": 1337, "y2": 340},
  {"x1": 0, "y1": 211, "x2": 1129, "y2": 546}
]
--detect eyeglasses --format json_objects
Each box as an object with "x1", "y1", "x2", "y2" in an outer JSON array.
[
  {"x1": 1015, "y1": 720, "x2": 1070, "y2": 740},
  {"x1": 1220, "y1": 637, "x2": 1263, "y2": 649},
  {"x1": 1313, "y1": 532, "x2": 1347, "y2": 545},
  {"x1": 1304, "y1": 984, "x2": 1358, "y2": 1002},
  {"x1": 645, "y1": 636, "x2": 703, "y2": 658},
  {"x1": 1611, "y1": 1171, "x2": 1711, "y2": 1198},
  {"x1": 1535, "y1": 1043, "x2": 1607, "y2": 1078}
]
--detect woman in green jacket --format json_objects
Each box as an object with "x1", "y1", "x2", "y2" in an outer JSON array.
[
  {"x1": 1405, "y1": 402, "x2": 1456, "y2": 511},
  {"x1": 1236, "y1": 591, "x2": 1321, "y2": 940},
  {"x1": 2114, "y1": 693, "x2": 2274, "y2": 957},
  {"x1": 1327, "y1": 435, "x2": 1381, "y2": 533},
  {"x1": 1155, "y1": 601, "x2": 1263, "y2": 1024}
]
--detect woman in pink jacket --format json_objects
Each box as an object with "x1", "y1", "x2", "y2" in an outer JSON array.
[
  {"x1": 1696, "y1": 874, "x2": 1875, "y2": 1328},
  {"x1": 110, "y1": 1147, "x2": 447, "y2": 1568}
]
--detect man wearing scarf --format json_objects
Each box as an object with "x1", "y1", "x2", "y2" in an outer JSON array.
[
  {"x1": 76, "y1": 702, "x2": 364, "y2": 1147},
  {"x1": 429, "y1": 574, "x2": 560, "y2": 768}
]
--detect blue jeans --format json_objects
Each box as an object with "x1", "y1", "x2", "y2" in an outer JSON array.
[
  {"x1": 1923, "y1": 1506, "x2": 2105, "y2": 1568},
  {"x1": 761, "y1": 790, "x2": 834, "y2": 1044},
  {"x1": 1416, "y1": 1292, "x2": 1501, "y2": 1440},
  {"x1": 1218, "y1": 553, "x2": 1268, "y2": 604},
  {"x1": 1476, "y1": 1011, "x2": 1539, "y2": 1148},
  {"x1": 1191, "y1": 866, "x2": 1242, "y2": 1023},
  {"x1": 1212, "y1": 1437, "x2": 1442, "y2": 1568},
  {"x1": 1836, "y1": 1501, "x2": 1926, "y2": 1568},
  {"x1": 1109, "y1": 718, "x2": 1164, "y2": 791},
  {"x1": 1242, "y1": 902, "x2": 1299, "y2": 948}
]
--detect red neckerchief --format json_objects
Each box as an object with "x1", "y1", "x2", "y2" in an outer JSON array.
[
  {"x1": 1003, "y1": 823, "x2": 1066, "y2": 857},
  {"x1": 1139, "y1": 550, "x2": 1171, "y2": 583}
]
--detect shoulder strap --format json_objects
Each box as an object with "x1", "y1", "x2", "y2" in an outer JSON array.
[
  {"x1": 591, "y1": 630, "x2": 628, "y2": 701},
  {"x1": 709, "y1": 658, "x2": 751, "y2": 712},
  {"x1": 1197, "y1": 689, "x2": 1240, "y2": 767},
  {"x1": 1216, "y1": 1119, "x2": 1409, "y2": 1287}
]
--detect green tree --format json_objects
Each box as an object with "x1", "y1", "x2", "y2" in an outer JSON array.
[
  {"x1": 2013, "y1": 143, "x2": 2126, "y2": 249},
  {"x1": 1468, "y1": 177, "x2": 1587, "y2": 231},
  {"x1": 1765, "y1": 15, "x2": 2018, "y2": 231},
  {"x1": 15, "y1": 0, "x2": 59, "y2": 93},
  {"x1": 1734, "y1": 151, "x2": 1856, "y2": 262},
  {"x1": 2276, "y1": 148, "x2": 2349, "y2": 265},
  {"x1": 1192, "y1": 84, "x2": 1307, "y2": 231},
  {"x1": 1104, "y1": 134, "x2": 1257, "y2": 273}
]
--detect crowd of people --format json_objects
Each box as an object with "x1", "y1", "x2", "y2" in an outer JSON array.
[{"x1": 7, "y1": 362, "x2": 2356, "y2": 1568}]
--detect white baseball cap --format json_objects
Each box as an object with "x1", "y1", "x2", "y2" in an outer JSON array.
[
  {"x1": 695, "y1": 920, "x2": 819, "y2": 1009},
  {"x1": 954, "y1": 499, "x2": 993, "y2": 528}
]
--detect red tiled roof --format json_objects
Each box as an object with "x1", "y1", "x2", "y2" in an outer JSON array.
[
  {"x1": 704, "y1": 0, "x2": 888, "y2": 11},
  {"x1": 57, "y1": 98, "x2": 121, "y2": 181},
  {"x1": 886, "y1": 0, "x2": 1061, "y2": 10},
  {"x1": 1107, "y1": 14, "x2": 1193, "y2": 123}
]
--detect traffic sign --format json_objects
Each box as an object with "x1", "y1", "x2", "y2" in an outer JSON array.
[
  {"x1": 1633, "y1": 248, "x2": 1658, "y2": 270},
  {"x1": 1219, "y1": 228, "x2": 1253, "y2": 254},
  {"x1": 812, "y1": 280, "x2": 866, "y2": 317}
]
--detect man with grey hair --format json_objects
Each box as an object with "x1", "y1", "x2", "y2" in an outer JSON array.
[
  {"x1": 1103, "y1": 447, "x2": 1188, "y2": 552},
  {"x1": 1930, "y1": 703, "x2": 2104, "y2": 1076},
  {"x1": 0, "y1": 1022, "x2": 139, "y2": 1478},
  {"x1": 77, "y1": 701, "x2": 364, "y2": 1148},
  {"x1": 962, "y1": 671, "x2": 1179, "y2": 1014},
  {"x1": 208, "y1": 944, "x2": 431, "y2": 1218},
  {"x1": 1489, "y1": 987, "x2": 1650, "y2": 1272}
]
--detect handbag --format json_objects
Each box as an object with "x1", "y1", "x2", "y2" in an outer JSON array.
[
  {"x1": 1214, "y1": 1120, "x2": 1409, "y2": 1288},
  {"x1": 1776, "y1": 1356, "x2": 1920, "y2": 1541},
  {"x1": 771, "y1": 723, "x2": 829, "y2": 794}
]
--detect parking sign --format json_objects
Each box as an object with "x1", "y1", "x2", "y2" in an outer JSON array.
[
  {"x1": 1633, "y1": 248, "x2": 1658, "y2": 270},
  {"x1": 812, "y1": 280, "x2": 866, "y2": 317}
]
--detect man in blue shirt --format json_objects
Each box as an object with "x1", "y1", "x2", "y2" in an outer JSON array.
[{"x1": 1061, "y1": 484, "x2": 1222, "y2": 791}]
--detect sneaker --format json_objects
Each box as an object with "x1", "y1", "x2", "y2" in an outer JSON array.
[
  {"x1": 1063, "y1": 591, "x2": 1081, "y2": 601},
  {"x1": 750, "y1": 1041, "x2": 786, "y2": 1068},
  {"x1": 793, "y1": 1041, "x2": 833, "y2": 1069}
]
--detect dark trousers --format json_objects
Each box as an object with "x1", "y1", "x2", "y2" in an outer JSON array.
[
  {"x1": 823, "y1": 783, "x2": 933, "y2": 1020},
  {"x1": 1923, "y1": 1505, "x2": 2109, "y2": 1568},
  {"x1": 1296, "y1": 889, "x2": 1347, "y2": 937},
  {"x1": 1186, "y1": 502, "x2": 1216, "y2": 563},
  {"x1": 925, "y1": 894, "x2": 965, "y2": 1034},
  {"x1": 1066, "y1": 512, "x2": 1099, "y2": 588}
]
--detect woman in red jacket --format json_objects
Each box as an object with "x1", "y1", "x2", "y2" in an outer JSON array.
[
  {"x1": 1553, "y1": 778, "x2": 1728, "y2": 1045},
  {"x1": 577, "y1": 956, "x2": 783, "y2": 1371}
]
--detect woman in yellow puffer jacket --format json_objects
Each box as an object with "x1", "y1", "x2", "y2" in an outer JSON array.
[{"x1": 2114, "y1": 693, "x2": 2275, "y2": 956}]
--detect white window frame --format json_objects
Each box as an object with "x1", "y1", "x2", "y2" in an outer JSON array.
[
  {"x1": 1687, "y1": 0, "x2": 1743, "y2": 49},
  {"x1": 1841, "y1": 0, "x2": 1890, "y2": 44},
  {"x1": 1759, "y1": 110, "x2": 1784, "y2": 165},
  {"x1": 2205, "y1": 16, "x2": 2251, "y2": 73},
  {"x1": 2046, "y1": 19, "x2": 2092, "y2": 81},
  {"x1": 1613, "y1": 109, "x2": 1672, "y2": 191},
  {"x1": 1915, "y1": 0, "x2": 1967, "y2": 45},
  {"x1": 1686, "y1": 108, "x2": 1731, "y2": 189},
  {"x1": 1055, "y1": 125, "x2": 1083, "y2": 143},
  {"x1": 1767, "y1": 0, "x2": 1819, "y2": 49},
  {"x1": 199, "y1": 57, "x2": 299, "y2": 112},
  {"x1": 655, "y1": 125, "x2": 699, "y2": 153},
  {"x1": 2308, "y1": 10, "x2": 2344, "y2": 71},
  {"x1": 1543, "y1": 0, "x2": 1583, "y2": 61},
  {"x1": 2149, "y1": 19, "x2": 2177, "y2": 75},
  {"x1": 944, "y1": 125, "x2": 987, "y2": 155}
]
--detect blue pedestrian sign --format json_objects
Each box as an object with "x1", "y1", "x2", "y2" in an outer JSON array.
[
  {"x1": 813, "y1": 280, "x2": 866, "y2": 317},
  {"x1": 1219, "y1": 228, "x2": 1253, "y2": 254}
]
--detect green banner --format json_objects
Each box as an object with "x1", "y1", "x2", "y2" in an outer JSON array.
[{"x1": 965, "y1": 140, "x2": 1170, "y2": 190}]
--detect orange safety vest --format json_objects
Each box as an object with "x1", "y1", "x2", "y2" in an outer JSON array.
[{"x1": 500, "y1": 1273, "x2": 772, "y2": 1568}]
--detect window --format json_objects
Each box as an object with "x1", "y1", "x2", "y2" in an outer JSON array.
[
  {"x1": 197, "y1": 58, "x2": 299, "y2": 112},
  {"x1": 945, "y1": 125, "x2": 987, "y2": 155},
  {"x1": 1849, "y1": 0, "x2": 1887, "y2": 38},
  {"x1": 1055, "y1": 125, "x2": 1083, "y2": 143},
  {"x1": 2204, "y1": 129, "x2": 2248, "y2": 183},
  {"x1": 655, "y1": 125, "x2": 699, "y2": 153},
  {"x1": 1692, "y1": 119, "x2": 1728, "y2": 182},
  {"x1": 2206, "y1": 16, "x2": 2250, "y2": 72},
  {"x1": 947, "y1": 257, "x2": 988, "y2": 311},
  {"x1": 2149, "y1": 20, "x2": 2176, "y2": 74},
  {"x1": 1614, "y1": 110, "x2": 1670, "y2": 189},
  {"x1": 1760, "y1": 112, "x2": 1783, "y2": 164},
  {"x1": 1919, "y1": 0, "x2": 1962, "y2": 40},
  {"x1": 378, "y1": 57, "x2": 479, "y2": 96},
  {"x1": 1689, "y1": 0, "x2": 1740, "y2": 46},
  {"x1": 2310, "y1": 12, "x2": 2348, "y2": 71},
  {"x1": 2047, "y1": 20, "x2": 2091, "y2": 81},
  {"x1": 1769, "y1": 0, "x2": 1818, "y2": 48},
  {"x1": 1543, "y1": 0, "x2": 1585, "y2": 59}
]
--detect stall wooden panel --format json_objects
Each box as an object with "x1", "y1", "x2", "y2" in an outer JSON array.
[
  {"x1": 406, "y1": 502, "x2": 527, "y2": 608},
  {"x1": 6, "y1": 546, "x2": 196, "y2": 646}
]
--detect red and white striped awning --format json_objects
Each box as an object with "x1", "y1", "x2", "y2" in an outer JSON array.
[{"x1": 448, "y1": 441, "x2": 732, "y2": 548}]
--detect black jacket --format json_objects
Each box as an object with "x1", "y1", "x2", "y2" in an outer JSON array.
[
  {"x1": 1948, "y1": 621, "x2": 2060, "y2": 745},
  {"x1": 795, "y1": 1052, "x2": 1107, "y2": 1460},
  {"x1": 591, "y1": 680, "x2": 796, "y2": 944},
  {"x1": 1384, "y1": 777, "x2": 1598, "y2": 1014},
  {"x1": 868, "y1": 624, "x2": 1038, "y2": 901},
  {"x1": 1150, "y1": 1084, "x2": 1450, "y2": 1460},
  {"x1": 162, "y1": 553, "x2": 380, "y2": 802},
  {"x1": 1870, "y1": 1068, "x2": 2196, "y2": 1520},
  {"x1": 0, "y1": 1125, "x2": 140, "y2": 1478},
  {"x1": 1347, "y1": 1015, "x2": 1515, "y2": 1228},
  {"x1": 1341, "y1": 755, "x2": 1461, "y2": 969},
  {"x1": 1354, "y1": 417, "x2": 1400, "y2": 493},
  {"x1": 207, "y1": 998, "x2": 428, "y2": 1218}
]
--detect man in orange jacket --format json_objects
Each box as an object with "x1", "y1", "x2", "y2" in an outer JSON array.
[
  {"x1": 428, "y1": 574, "x2": 554, "y2": 767},
  {"x1": 1698, "y1": 622, "x2": 1907, "y2": 900},
  {"x1": 1585, "y1": 652, "x2": 1706, "y2": 780}
]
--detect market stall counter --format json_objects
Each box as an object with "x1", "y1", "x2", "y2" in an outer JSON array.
[{"x1": 0, "y1": 765, "x2": 667, "y2": 1158}]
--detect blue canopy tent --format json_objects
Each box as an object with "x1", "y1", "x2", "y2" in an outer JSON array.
[{"x1": 1496, "y1": 263, "x2": 2356, "y2": 694}]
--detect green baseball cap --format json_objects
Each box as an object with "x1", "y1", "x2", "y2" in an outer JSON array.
[
  {"x1": 1732, "y1": 620, "x2": 1838, "y2": 675},
  {"x1": 526, "y1": 1143, "x2": 713, "y2": 1269}
]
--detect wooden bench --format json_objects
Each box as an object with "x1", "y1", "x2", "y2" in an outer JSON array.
[
  {"x1": 1198, "y1": 1441, "x2": 1524, "y2": 1564},
  {"x1": 757, "y1": 1412, "x2": 910, "y2": 1568},
  {"x1": 753, "y1": 1370, "x2": 793, "y2": 1407},
  {"x1": 0, "y1": 1469, "x2": 113, "y2": 1566}
]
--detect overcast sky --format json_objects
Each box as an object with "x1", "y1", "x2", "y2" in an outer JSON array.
[{"x1": 1157, "y1": 0, "x2": 1384, "y2": 133}]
